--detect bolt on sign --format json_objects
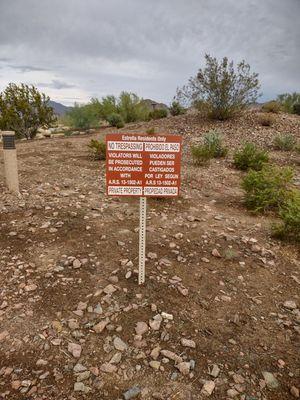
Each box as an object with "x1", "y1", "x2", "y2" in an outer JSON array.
[{"x1": 106, "y1": 133, "x2": 182, "y2": 197}]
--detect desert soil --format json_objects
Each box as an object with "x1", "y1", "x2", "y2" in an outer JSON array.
[{"x1": 0, "y1": 110, "x2": 299, "y2": 400}]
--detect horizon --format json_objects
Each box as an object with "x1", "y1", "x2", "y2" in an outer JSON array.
[{"x1": 0, "y1": 0, "x2": 299, "y2": 106}]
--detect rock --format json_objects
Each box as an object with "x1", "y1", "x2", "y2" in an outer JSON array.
[
  {"x1": 109, "y1": 352, "x2": 122, "y2": 364},
  {"x1": 74, "y1": 382, "x2": 85, "y2": 392},
  {"x1": 0, "y1": 330, "x2": 9, "y2": 342},
  {"x1": 76, "y1": 371, "x2": 90, "y2": 382},
  {"x1": 73, "y1": 363, "x2": 86, "y2": 373},
  {"x1": 283, "y1": 300, "x2": 297, "y2": 310},
  {"x1": 73, "y1": 259, "x2": 82, "y2": 269},
  {"x1": 227, "y1": 388, "x2": 239, "y2": 397},
  {"x1": 93, "y1": 319, "x2": 109, "y2": 333},
  {"x1": 135, "y1": 321, "x2": 148, "y2": 335},
  {"x1": 176, "y1": 361, "x2": 190, "y2": 375},
  {"x1": 123, "y1": 385, "x2": 141, "y2": 399},
  {"x1": 160, "y1": 349, "x2": 182, "y2": 364},
  {"x1": 149, "y1": 361, "x2": 161, "y2": 370},
  {"x1": 150, "y1": 346, "x2": 161, "y2": 360},
  {"x1": 100, "y1": 363, "x2": 117, "y2": 373},
  {"x1": 201, "y1": 380, "x2": 215, "y2": 396},
  {"x1": 212, "y1": 248, "x2": 221, "y2": 258},
  {"x1": 24, "y1": 284, "x2": 37, "y2": 292},
  {"x1": 209, "y1": 364, "x2": 220, "y2": 378},
  {"x1": 52, "y1": 320, "x2": 63, "y2": 332},
  {"x1": 174, "y1": 233, "x2": 183, "y2": 239},
  {"x1": 68, "y1": 342, "x2": 82, "y2": 358},
  {"x1": 104, "y1": 284, "x2": 117, "y2": 295},
  {"x1": 291, "y1": 386, "x2": 299, "y2": 398},
  {"x1": 11, "y1": 380, "x2": 21, "y2": 390},
  {"x1": 161, "y1": 312, "x2": 173, "y2": 320},
  {"x1": 113, "y1": 337, "x2": 128, "y2": 351},
  {"x1": 36, "y1": 359, "x2": 48, "y2": 366},
  {"x1": 149, "y1": 319, "x2": 161, "y2": 331},
  {"x1": 147, "y1": 252, "x2": 157, "y2": 259},
  {"x1": 262, "y1": 371, "x2": 279, "y2": 389},
  {"x1": 181, "y1": 338, "x2": 196, "y2": 348}
]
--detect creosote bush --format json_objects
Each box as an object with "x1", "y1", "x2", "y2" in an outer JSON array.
[
  {"x1": 261, "y1": 101, "x2": 281, "y2": 113},
  {"x1": 191, "y1": 131, "x2": 227, "y2": 165},
  {"x1": 273, "y1": 190, "x2": 300, "y2": 242},
  {"x1": 233, "y1": 143, "x2": 269, "y2": 171},
  {"x1": 258, "y1": 113, "x2": 274, "y2": 126},
  {"x1": 107, "y1": 113, "x2": 125, "y2": 128},
  {"x1": 241, "y1": 165, "x2": 294, "y2": 212},
  {"x1": 169, "y1": 101, "x2": 185, "y2": 116},
  {"x1": 149, "y1": 108, "x2": 168, "y2": 120},
  {"x1": 88, "y1": 139, "x2": 106, "y2": 160},
  {"x1": 293, "y1": 103, "x2": 300, "y2": 115},
  {"x1": 277, "y1": 92, "x2": 300, "y2": 114},
  {"x1": 273, "y1": 134, "x2": 296, "y2": 151}
]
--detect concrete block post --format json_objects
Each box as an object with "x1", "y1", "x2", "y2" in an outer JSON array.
[{"x1": 2, "y1": 131, "x2": 19, "y2": 193}]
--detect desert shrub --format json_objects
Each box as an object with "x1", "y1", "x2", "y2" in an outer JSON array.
[
  {"x1": 273, "y1": 133, "x2": 296, "y2": 151},
  {"x1": 203, "y1": 131, "x2": 228, "y2": 158},
  {"x1": 107, "y1": 113, "x2": 125, "y2": 128},
  {"x1": 146, "y1": 127, "x2": 155, "y2": 135},
  {"x1": 0, "y1": 83, "x2": 56, "y2": 139},
  {"x1": 67, "y1": 103, "x2": 100, "y2": 129},
  {"x1": 88, "y1": 139, "x2": 106, "y2": 160},
  {"x1": 233, "y1": 143, "x2": 269, "y2": 171},
  {"x1": 273, "y1": 190, "x2": 300, "y2": 242},
  {"x1": 169, "y1": 101, "x2": 185, "y2": 116},
  {"x1": 277, "y1": 92, "x2": 300, "y2": 113},
  {"x1": 293, "y1": 103, "x2": 300, "y2": 115},
  {"x1": 191, "y1": 144, "x2": 213, "y2": 165},
  {"x1": 118, "y1": 92, "x2": 150, "y2": 123},
  {"x1": 241, "y1": 165, "x2": 294, "y2": 212},
  {"x1": 262, "y1": 100, "x2": 281, "y2": 113},
  {"x1": 176, "y1": 54, "x2": 260, "y2": 120},
  {"x1": 149, "y1": 108, "x2": 168, "y2": 120},
  {"x1": 258, "y1": 113, "x2": 274, "y2": 126}
]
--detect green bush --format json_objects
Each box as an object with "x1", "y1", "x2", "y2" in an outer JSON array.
[
  {"x1": 273, "y1": 133, "x2": 296, "y2": 151},
  {"x1": 149, "y1": 108, "x2": 168, "y2": 120},
  {"x1": 258, "y1": 113, "x2": 274, "y2": 126},
  {"x1": 146, "y1": 127, "x2": 155, "y2": 135},
  {"x1": 191, "y1": 144, "x2": 213, "y2": 165},
  {"x1": 203, "y1": 131, "x2": 228, "y2": 158},
  {"x1": 273, "y1": 190, "x2": 300, "y2": 242},
  {"x1": 277, "y1": 92, "x2": 300, "y2": 113},
  {"x1": 67, "y1": 103, "x2": 100, "y2": 129},
  {"x1": 262, "y1": 101, "x2": 281, "y2": 113},
  {"x1": 293, "y1": 103, "x2": 300, "y2": 115},
  {"x1": 88, "y1": 139, "x2": 106, "y2": 160},
  {"x1": 107, "y1": 113, "x2": 125, "y2": 128},
  {"x1": 241, "y1": 165, "x2": 294, "y2": 212},
  {"x1": 169, "y1": 101, "x2": 185, "y2": 116},
  {"x1": 233, "y1": 143, "x2": 269, "y2": 171}
]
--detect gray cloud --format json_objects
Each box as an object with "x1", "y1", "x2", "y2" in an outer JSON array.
[
  {"x1": 0, "y1": 0, "x2": 299, "y2": 105},
  {"x1": 38, "y1": 80, "x2": 76, "y2": 89}
]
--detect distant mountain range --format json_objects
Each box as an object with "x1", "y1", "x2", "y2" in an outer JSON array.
[{"x1": 49, "y1": 100, "x2": 72, "y2": 116}]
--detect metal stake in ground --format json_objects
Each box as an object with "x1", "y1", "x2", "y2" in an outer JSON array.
[
  {"x1": 138, "y1": 197, "x2": 147, "y2": 285},
  {"x1": 2, "y1": 131, "x2": 19, "y2": 193}
]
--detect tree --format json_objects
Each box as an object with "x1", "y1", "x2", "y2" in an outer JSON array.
[
  {"x1": 66, "y1": 102, "x2": 100, "y2": 129},
  {"x1": 176, "y1": 54, "x2": 261, "y2": 120},
  {"x1": 0, "y1": 83, "x2": 56, "y2": 139}
]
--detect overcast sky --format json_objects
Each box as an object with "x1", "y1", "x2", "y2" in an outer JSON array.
[{"x1": 0, "y1": 0, "x2": 299, "y2": 106}]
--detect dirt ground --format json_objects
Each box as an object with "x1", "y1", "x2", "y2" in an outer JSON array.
[{"x1": 0, "y1": 110, "x2": 299, "y2": 400}]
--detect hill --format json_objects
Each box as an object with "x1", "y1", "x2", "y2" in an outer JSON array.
[{"x1": 49, "y1": 100, "x2": 72, "y2": 115}]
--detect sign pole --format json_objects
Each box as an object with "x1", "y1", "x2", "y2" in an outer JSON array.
[{"x1": 138, "y1": 196, "x2": 147, "y2": 285}]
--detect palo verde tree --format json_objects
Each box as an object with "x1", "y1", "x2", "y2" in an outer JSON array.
[
  {"x1": 177, "y1": 54, "x2": 261, "y2": 120},
  {"x1": 0, "y1": 83, "x2": 56, "y2": 139}
]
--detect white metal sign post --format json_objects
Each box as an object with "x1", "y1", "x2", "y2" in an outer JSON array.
[{"x1": 138, "y1": 197, "x2": 147, "y2": 285}]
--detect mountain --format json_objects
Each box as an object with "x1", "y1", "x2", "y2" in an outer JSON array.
[
  {"x1": 140, "y1": 99, "x2": 169, "y2": 111},
  {"x1": 49, "y1": 100, "x2": 72, "y2": 116}
]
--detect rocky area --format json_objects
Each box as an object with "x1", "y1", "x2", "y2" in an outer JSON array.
[{"x1": 0, "y1": 110, "x2": 299, "y2": 399}]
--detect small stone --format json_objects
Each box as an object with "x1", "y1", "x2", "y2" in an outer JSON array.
[
  {"x1": 201, "y1": 380, "x2": 215, "y2": 396},
  {"x1": 209, "y1": 364, "x2": 220, "y2": 378},
  {"x1": 125, "y1": 271, "x2": 132, "y2": 279},
  {"x1": 150, "y1": 346, "x2": 161, "y2": 360},
  {"x1": 36, "y1": 359, "x2": 48, "y2": 367},
  {"x1": 113, "y1": 336, "x2": 128, "y2": 351},
  {"x1": 181, "y1": 338, "x2": 196, "y2": 348},
  {"x1": 73, "y1": 259, "x2": 82, "y2": 269},
  {"x1": 227, "y1": 388, "x2": 239, "y2": 397},
  {"x1": 176, "y1": 361, "x2": 190, "y2": 375},
  {"x1": 160, "y1": 349, "x2": 182, "y2": 364},
  {"x1": 262, "y1": 371, "x2": 280, "y2": 389},
  {"x1": 147, "y1": 252, "x2": 157, "y2": 259},
  {"x1": 11, "y1": 380, "x2": 21, "y2": 390},
  {"x1": 283, "y1": 300, "x2": 297, "y2": 310},
  {"x1": 73, "y1": 363, "x2": 86, "y2": 373},
  {"x1": 76, "y1": 371, "x2": 90, "y2": 382},
  {"x1": 149, "y1": 361, "x2": 161, "y2": 370},
  {"x1": 161, "y1": 312, "x2": 173, "y2": 320},
  {"x1": 135, "y1": 321, "x2": 148, "y2": 335},
  {"x1": 93, "y1": 319, "x2": 109, "y2": 333},
  {"x1": 100, "y1": 363, "x2": 117, "y2": 373},
  {"x1": 24, "y1": 284, "x2": 37, "y2": 292},
  {"x1": 123, "y1": 385, "x2": 141, "y2": 399},
  {"x1": 149, "y1": 319, "x2": 161, "y2": 331},
  {"x1": 212, "y1": 248, "x2": 221, "y2": 258},
  {"x1": 68, "y1": 342, "x2": 82, "y2": 358},
  {"x1": 290, "y1": 386, "x2": 300, "y2": 398},
  {"x1": 74, "y1": 382, "x2": 85, "y2": 392},
  {"x1": 109, "y1": 352, "x2": 122, "y2": 364},
  {"x1": 0, "y1": 331, "x2": 9, "y2": 342},
  {"x1": 104, "y1": 284, "x2": 116, "y2": 295}
]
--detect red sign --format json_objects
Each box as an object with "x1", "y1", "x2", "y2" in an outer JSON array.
[{"x1": 106, "y1": 133, "x2": 182, "y2": 197}]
